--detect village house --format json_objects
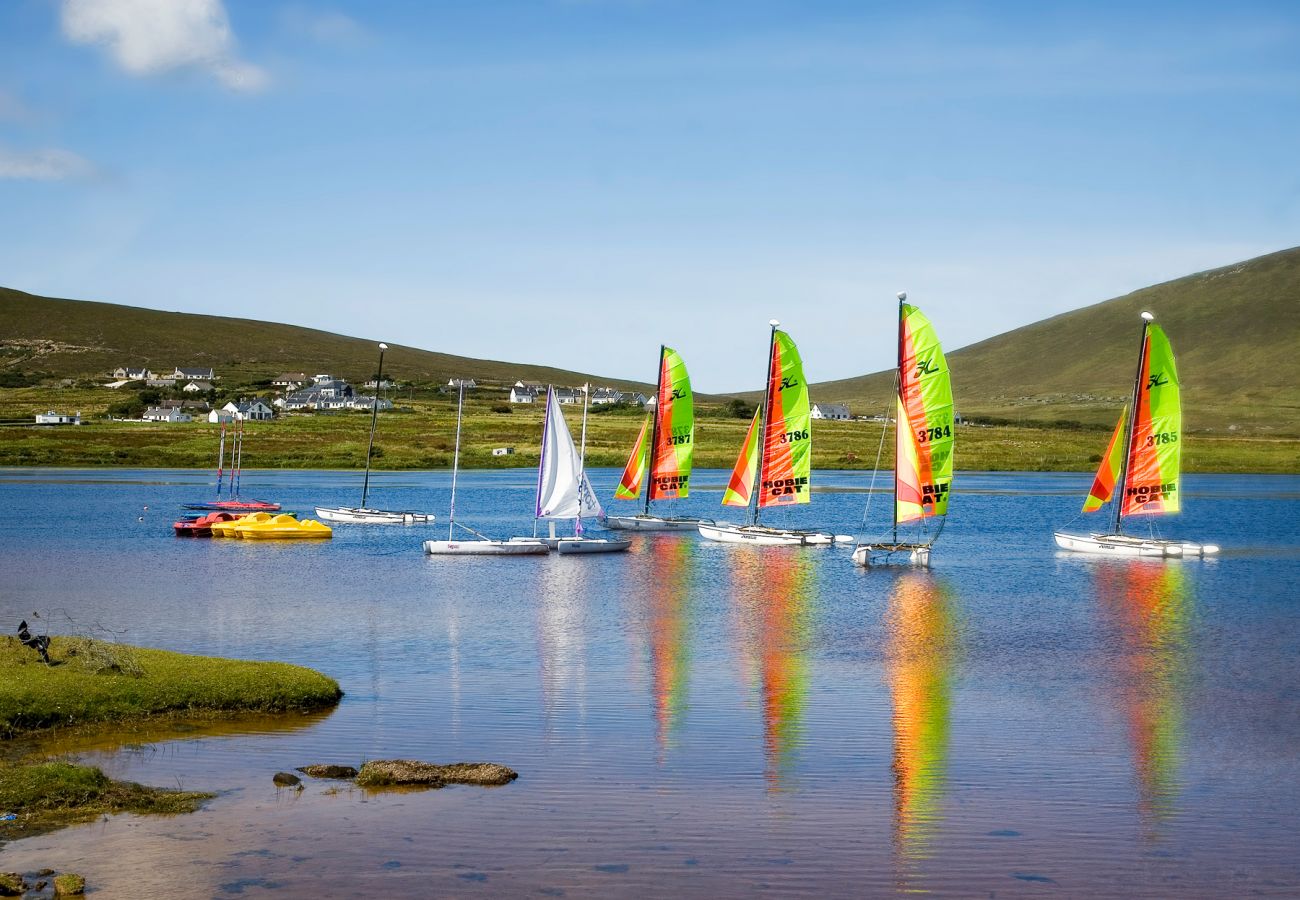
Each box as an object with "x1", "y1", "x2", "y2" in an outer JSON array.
[
  {"x1": 34, "y1": 410, "x2": 82, "y2": 425},
  {"x1": 509, "y1": 384, "x2": 538, "y2": 404},
  {"x1": 272, "y1": 373, "x2": 308, "y2": 389},
  {"x1": 364, "y1": 378, "x2": 395, "y2": 390},
  {"x1": 448, "y1": 378, "x2": 477, "y2": 390},
  {"x1": 221, "y1": 400, "x2": 275, "y2": 421},
  {"x1": 183, "y1": 380, "x2": 215, "y2": 393},
  {"x1": 811, "y1": 403, "x2": 851, "y2": 421},
  {"x1": 142, "y1": 406, "x2": 192, "y2": 423},
  {"x1": 553, "y1": 387, "x2": 581, "y2": 405},
  {"x1": 348, "y1": 396, "x2": 394, "y2": 411},
  {"x1": 110, "y1": 366, "x2": 153, "y2": 381},
  {"x1": 173, "y1": 367, "x2": 215, "y2": 381},
  {"x1": 590, "y1": 387, "x2": 623, "y2": 405},
  {"x1": 208, "y1": 410, "x2": 237, "y2": 424}
]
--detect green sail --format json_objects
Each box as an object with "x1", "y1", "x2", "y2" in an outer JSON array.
[
  {"x1": 649, "y1": 346, "x2": 694, "y2": 500},
  {"x1": 758, "y1": 329, "x2": 812, "y2": 507},
  {"x1": 1122, "y1": 322, "x2": 1181, "y2": 517},
  {"x1": 896, "y1": 304, "x2": 954, "y2": 522}
]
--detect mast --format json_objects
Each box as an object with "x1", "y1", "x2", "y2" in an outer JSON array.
[
  {"x1": 893, "y1": 293, "x2": 905, "y2": 544},
  {"x1": 749, "y1": 319, "x2": 780, "y2": 527},
  {"x1": 215, "y1": 424, "x2": 227, "y2": 498},
  {"x1": 643, "y1": 344, "x2": 667, "y2": 516},
  {"x1": 533, "y1": 386, "x2": 553, "y2": 537},
  {"x1": 1112, "y1": 311, "x2": 1153, "y2": 535},
  {"x1": 447, "y1": 382, "x2": 465, "y2": 540},
  {"x1": 577, "y1": 383, "x2": 591, "y2": 536},
  {"x1": 360, "y1": 342, "x2": 387, "y2": 509},
  {"x1": 233, "y1": 419, "x2": 243, "y2": 498}
]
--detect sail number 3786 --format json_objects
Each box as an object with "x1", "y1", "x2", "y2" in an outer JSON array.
[{"x1": 777, "y1": 430, "x2": 809, "y2": 443}]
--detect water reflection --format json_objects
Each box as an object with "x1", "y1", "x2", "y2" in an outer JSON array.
[
  {"x1": 1094, "y1": 560, "x2": 1191, "y2": 830},
  {"x1": 536, "y1": 558, "x2": 591, "y2": 737},
  {"x1": 731, "y1": 548, "x2": 816, "y2": 792},
  {"x1": 644, "y1": 539, "x2": 696, "y2": 757},
  {"x1": 885, "y1": 571, "x2": 956, "y2": 883}
]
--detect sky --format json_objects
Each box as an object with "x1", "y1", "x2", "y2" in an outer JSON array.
[{"x1": 1, "y1": 0, "x2": 1297, "y2": 391}]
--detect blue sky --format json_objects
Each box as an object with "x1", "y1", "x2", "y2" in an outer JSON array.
[{"x1": 2, "y1": 0, "x2": 1297, "y2": 391}]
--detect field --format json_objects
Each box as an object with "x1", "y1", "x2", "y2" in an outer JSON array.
[{"x1": 1, "y1": 390, "x2": 1294, "y2": 474}]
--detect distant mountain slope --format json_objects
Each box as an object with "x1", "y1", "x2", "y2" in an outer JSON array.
[
  {"x1": 0, "y1": 288, "x2": 654, "y2": 393},
  {"x1": 807, "y1": 247, "x2": 1300, "y2": 434}
]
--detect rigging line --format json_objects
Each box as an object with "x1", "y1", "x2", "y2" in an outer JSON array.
[{"x1": 858, "y1": 398, "x2": 893, "y2": 540}]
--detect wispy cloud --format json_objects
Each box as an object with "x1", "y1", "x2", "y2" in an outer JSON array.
[
  {"x1": 59, "y1": 0, "x2": 268, "y2": 92},
  {"x1": 280, "y1": 6, "x2": 371, "y2": 48},
  {"x1": 0, "y1": 146, "x2": 97, "y2": 181}
]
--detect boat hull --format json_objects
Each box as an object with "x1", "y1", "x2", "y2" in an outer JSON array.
[
  {"x1": 1053, "y1": 531, "x2": 1219, "y2": 557},
  {"x1": 315, "y1": 506, "x2": 434, "y2": 525},
  {"x1": 556, "y1": 538, "x2": 632, "y2": 554},
  {"x1": 697, "y1": 521, "x2": 840, "y2": 546},
  {"x1": 235, "y1": 515, "x2": 333, "y2": 539},
  {"x1": 851, "y1": 543, "x2": 932, "y2": 568},
  {"x1": 423, "y1": 539, "x2": 550, "y2": 556},
  {"x1": 185, "y1": 500, "x2": 281, "y2": 512},
  {"x1": 603, "y1": 515, "x2": 705, "y2": 532}
]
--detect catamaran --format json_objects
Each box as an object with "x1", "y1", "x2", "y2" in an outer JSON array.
[
  {"x1": 605, "y1": 345, "x2": 704, "y2": 532},
  {"x1": 422, "y1": 381, "x2": 549, "y2": 556},
  {"x1": 1054, "y1": 311, "x2": 1218, "y2": 557},
  {"x1": 698, "y1": 320, "x2": 848, "y2": 546},
  {"x1": 316, "y1": 342, "x2": 434, "y2": 524},
  {"x1": 527, "y1": 385, "x2": 630, "y2": 554},
  {"x1": 853, "y1": 295, "x2": 955, "y2": 567}
]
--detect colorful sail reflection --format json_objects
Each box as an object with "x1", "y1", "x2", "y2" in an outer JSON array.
[
  {"x1": 886, "y1": 572, "x2": 956, "y2": 876},
  {"x1": 732, "y1": 548, "x2": 815, "y2": 791},
  {"x1": 646, "y1": 538, "x2": 696, "y2": 755},
  {"x1": 1094, "y1": 561, "x2": 1190, "y2": 828}
]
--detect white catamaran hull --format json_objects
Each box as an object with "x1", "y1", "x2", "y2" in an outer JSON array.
[
  {"x1": 423, "y1": 538, "x2": 549, "y2": 556},
  {"x1": 316, "y1": 506, "x2": 433, "y2": 525},
  {"x1": 851, "y1": 543, "x2": 932, "y2": 568},
  {"x1": 1053, "y1": 532, "x2": 1219, "y2": 558},
  {"x1": 556, "y1": 537, "x2": 632, "y2": 554},
  {"x1": 697, "y1": 521, "x2": 846, "y2": 546},
  {"x1": 603, "y1": 514, "x2": 704, "y2": 532}
]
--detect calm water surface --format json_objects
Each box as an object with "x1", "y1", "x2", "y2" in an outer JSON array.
[{"x1": 1, "y1": 467, "x2": 1298, "y2": 897}]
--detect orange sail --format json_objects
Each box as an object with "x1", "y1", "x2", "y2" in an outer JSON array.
[
  {"x1": 1121, "y1": 324, "x2": 1181, "y2": 517},
  {"x1": 757, "y1": 330, "x2": 811, "y2": 508},
  {"x1": 1083, "y1": 407, "x2": 1128, "y2": 512},
  {"x1": 614, "y1": 415, "x2": 650, "y2": 500},
  {"x1": 723, "y1": 408, "x2": 761, "y2": 507}
]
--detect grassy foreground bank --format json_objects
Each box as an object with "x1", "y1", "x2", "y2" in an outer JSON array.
[
  {"x1": 0, "y1": 636, "x2": 342, "y2": 738},
  {"x1": 0, "y1": 394, "x2": 1295, "y2": 473}
]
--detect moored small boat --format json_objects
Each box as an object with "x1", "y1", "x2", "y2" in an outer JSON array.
[
  {"x1": 234, "y1": 514, "x2": 332, "y2": 540},
  {"x1": 185, "y1": 499, "x2": 281, "y2": 512},
  {"x1": 212, "y1": 512, "x2": 271, "y2": 537},
  {"x1": 174, "y1": 511, "x2": 242, "y2": 536},
  {"x1": 698, "y1": 521, "x2": 844, "y2": 546},
  {"x1": 556, "y1": 537, "x2": 632, "y2": 554},
  {"x1": 423, "y1": 537, "x2": 549, "y2": 556},
  {"x1": 315, "y1": 506, "x2": 433, "y2": 525},
  {"x1": 603, "y1": 514, "x2": 706, "y2": 532}
]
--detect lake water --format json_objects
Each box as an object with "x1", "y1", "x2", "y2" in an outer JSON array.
[{"x1": 1, "y1": 467, "x2": 1298, "y2": 897}]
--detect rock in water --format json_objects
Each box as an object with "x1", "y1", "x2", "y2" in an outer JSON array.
[
  {"x1": 0, "y1": 873, "x2": 26, "y2": 897},
  {"x1": 53, "y1": 873, "x2": 86, "y2": 896},
  {"x1": 296, "y1": 765, "x2": 358, "y2": 779},
  {"x1": 355, "y1": 760, "x2": 517, "y2": 788},
  {"x1": 272, "y1": 772, "x2": 302, "y2": 787}
]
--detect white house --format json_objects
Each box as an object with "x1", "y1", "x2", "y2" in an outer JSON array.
[
  {"x1": 142, "y1": 406, "x2": 191, "y2": 423},
  {"x1": 553, "y1": 387, "x2": 580, "y2": 405},
  {"x1": 313, "y1": 374, "x2": 337, "y2": 384},
  {"x1": 363, "y1": 378, "x2": 395, "y2": 390},
  {"x1": 346, "y1": 396, "x2": 393, "y2": 411},
  {"x1": 111, "y1": 366, "x2": 153, "y2": 381},
  {"x1": 173, "y1": 367, "x2": 215, "y2": 381},
  {"x1": 273, "y1": 373, "x2": 308, "y2": 388},
  {"x1": 811, "y1": 403, "x2": 851, "y2": 421},
  {"x1": 34, "y1": 410, "x2": 82, "y2": 425},
  {"x1": 222, "y1": 400, "x2": 275, "y2": 421},
  {"x1": 448, "y1": 378, "x2": 477, "y2": 389},
  {"x1": 590, "y1": 387, "x2": 622, "y2": 405},
  {"x1": 208, "y1": 410, "x2": 237, "y2": 424},
  {"x1": 509, "y1": 385, "x2": 538, "y2": 404},
  {"x1": 183, "y1": 380, "x2": 214, "y2": 393}
]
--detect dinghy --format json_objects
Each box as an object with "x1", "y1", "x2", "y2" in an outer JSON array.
[
  {"x1": 422, "y1": 381, "x2": 549, "y2": 556},
  {"x1": 698, "y1": 320, "x2": 846, "y2": 546},
  {"x1": 853, "y1": 295, "x2": 955, "y2": 567},
  {"x1": 605, "y1": 346, "x2": 707, "y2": 532},
  {"x1": 173, "y1": 511, "x2": 242, "y2": 536},
  {"x1": 234, "y1": 513, "x2": 332, "y2": 540},
  {"x1": 525, "y1": 386, "x2": 629, "y2": 554},
  {"x1": 1054, "y1": 312, "x2": 1218, "y2": 557},
  {"x1": 316, "y1": 342, "x2": 433, "y2": 525}
]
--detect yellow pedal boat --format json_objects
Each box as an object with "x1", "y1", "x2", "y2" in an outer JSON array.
[
  {"x1": 234, "y1": 513, "x2": 333, "y2": 540},
  {"x1": 210, "y1": 512, "x2": 260, "y2": 537}
]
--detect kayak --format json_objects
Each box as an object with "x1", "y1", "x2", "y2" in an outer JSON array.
[
  {"x1": 174, "y1": 511, "x2": 242, "y2": 536},
  {"x1": 234, "y1": 514, "x2": 332, "y2": 540}
]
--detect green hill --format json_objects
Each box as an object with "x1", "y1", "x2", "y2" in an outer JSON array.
[
  {"x1": 0, "y1": 287, "x2": 655, "y2": 393},
  {"x1": 805, "y1": 247, "x2": 1300, "y2": 435}
]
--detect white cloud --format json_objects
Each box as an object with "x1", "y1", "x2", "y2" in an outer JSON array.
[
  {"x1": 60, "y1": 0, "x2": 268, "y2": 92},
  {"x1": 0, "y1": 147, "x2": 97, "y2": 181}
]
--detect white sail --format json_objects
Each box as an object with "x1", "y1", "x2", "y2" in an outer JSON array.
[
  {"x1": 536, "y1": 388, "x2": 584, "y2": 519},
  {"x1": 578, "y1": 470, "x2": 603, "y2": 520}
]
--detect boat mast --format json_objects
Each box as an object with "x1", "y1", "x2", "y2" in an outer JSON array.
[
  {"x1": 215, "y1": 424, "x2": 227, "y2": 498},
  {"x1": 893, "y1": 293, "x2": 905, "y2": 544},
  {"x1": 750, "y1": 320, "x2": 780, "y2": 527},
  {"x1": 577, "y1": 382, "x2": 591, "y2": 536},
  {"x1": 447, "y1": 382, "x2": 465, "y2": 541},
  {"x1": 533, "y1": 386, "x2": 553, "y2": 538},
  {"x1": 233, "y1": 419, "x2": 243, "y2": 499},
  {"x1": 360, "y1": 342, "x2": 387, "y2": 509},
  {"x1": 1112, "y1": 311, "x2": 1153, "y2": 536},
  {"x1": 643, "y1": 344, "x2": 667, "y2": 516}
]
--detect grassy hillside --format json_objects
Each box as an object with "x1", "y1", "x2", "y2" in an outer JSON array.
[
  {"x1": 0, "y1": 287, "x2": 656, "y2": 393},
  {"x1": 805, "y1": 247, "x2": 1300, "y2": 435}
]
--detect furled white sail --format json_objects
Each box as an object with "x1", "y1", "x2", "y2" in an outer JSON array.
[{"x1": 536, "y1": 388, "x2": 584, "y2": 519}]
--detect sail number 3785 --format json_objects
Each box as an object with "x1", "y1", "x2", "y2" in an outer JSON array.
[{"x1": 1145, "y1": 431, "x2": 1178, "y2": 446}]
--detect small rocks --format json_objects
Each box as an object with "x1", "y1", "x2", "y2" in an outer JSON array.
[
  {"x1": 54, "y1": 873, "x2": 86, "y2": 896},
  {"x1": 296, "y1": 764, "x2": 358, "y2": 780},
  {"x1": 272, "y1": 772, "x2": 302, "y2": 787},
  {"x1": 355, "y1": 760, "x2": 518, "y2": 788},
  {"x1": 0, "y1": 873, "x2": 25, "y2": 897}
]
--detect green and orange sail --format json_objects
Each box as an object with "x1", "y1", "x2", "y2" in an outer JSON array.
[
  {"x1": 614, "y1": 346, "x2": 695, "y2": 507},
  {"x1": 1082, "y1": 406, "x2": 1128, "y2": 512},
  {"x1": 895, "y1": 304, "x2": 954, "y2": 524},
  {"x1": 723, "y1": 408, "x2": 761, "y2": 507},
  {"x1": 758, "y1": 330, "x2": 812, "y2": 508}
]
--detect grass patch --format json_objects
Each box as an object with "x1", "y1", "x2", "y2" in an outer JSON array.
[{"x1": 0, "y1": 636, "x2": 342, "y2": 739}]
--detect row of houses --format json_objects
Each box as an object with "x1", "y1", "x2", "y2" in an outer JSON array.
[
  {"x1": 142, "y1": 399, "x2": 277, "y2": 424},
  {"x1": 507, "y1": 381, "x2": 651, "y2": 407},
  {"x1": 109, "y1": 366, "x2": 216, "y2": 383}
]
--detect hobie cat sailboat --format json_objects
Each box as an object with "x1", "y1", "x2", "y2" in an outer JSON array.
[
  {"x1": 1054, "y1": 312, "x2": 1218, "y2": 557},
  {"x1": 605, "y1": 345, "x2": 704, "y2": 532},
  {"x1": 853, "y1": 295, "x2": 955, "y2": 567},
  {"x1": 698, "y1": 321, "x2": 847, "y2": 546}
]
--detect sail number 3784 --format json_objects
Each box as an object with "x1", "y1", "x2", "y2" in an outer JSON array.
[{"x1": 917, "y1": 425, "x2": 952, "y2": 443}]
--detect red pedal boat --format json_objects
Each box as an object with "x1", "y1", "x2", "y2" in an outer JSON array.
[{"x1": 174, "y1": 511, "x2": 243, "y2": 536}]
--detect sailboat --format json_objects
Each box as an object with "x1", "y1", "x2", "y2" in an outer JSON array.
[
  {"x1": 853, "y1": 294, "x2": 955, "y2": 567},
  {"x1": 184, "y1": 419, "x2": 280, "y2": 512},
  {"x1": 698, "y1": 320, "x2": 847, "y2": 546},
  {"x1": 1054, "y1": 311, "x2": 1218, "y2": 557},
  {"x1": 528, "y1": 385, "x2": 630, "y2": 554},
  {"x1": 316, "y1": 342, "x2": 434, "y2": 524},
  {"x1": 605, "y1": 346, "x2": 704, "y2": 532},
  {"x1": 422, "y1": 381, "x2": 549, "y2": 556}
]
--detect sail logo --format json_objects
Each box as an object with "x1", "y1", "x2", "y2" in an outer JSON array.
[
  {"x1": 1126, "y1": 482, "x2": 1177, "y2": 503},
  {"x1": 669, "y1": 388, "x2": 688, "y2": 400},
  {"x1": 915, "y1": 358, "x2": 939, "y2": 377},
  {"x1": 921, "y1": 483, "x2": 949, "y2": 505},
  {"x1": 653, "y1": 474, "x2": 689, "y2": 491},
  {"x1": 1147, "y1": 372, "x2": 1169, "y2": 389},
  {"x1": 763, "y1": 476, "x2": 808, "y2": 497},
  {"x1": 779, "y1": 377, "x2": 799, "y2": 391}
]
